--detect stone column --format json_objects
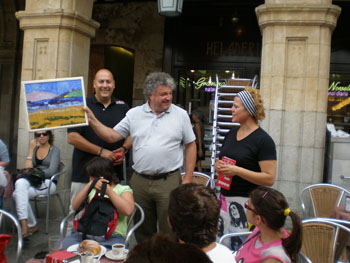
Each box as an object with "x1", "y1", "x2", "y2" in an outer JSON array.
[
  {"x1": 256, "y1": 1, "x2": 341, "y2": 212},
  {"x1": 15, "y1": 0, "x2": 99, "y2": 212}
]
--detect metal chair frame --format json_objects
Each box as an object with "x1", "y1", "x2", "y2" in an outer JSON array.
[
  {"x1": 0, "y1": 209, "x2": 23, "y2": 263},
  {"x1": 300, "y1": 183, "x2": 350, "y2": 218},
  {"x1": 181, "y1": 171, "x2": 211, "y2": 186},
  {"x1": 60, "y1": 202, "x2": 144, "y2": 249},
  {"x1": 301, "y1": 217, "x2": 350, "y2": 263},
  {"x1": 218, "y1": 231, "x2": 252, "y2": 251},
  {"x1": 31, "y1": 161, "x2": 67, "y2": 233}
]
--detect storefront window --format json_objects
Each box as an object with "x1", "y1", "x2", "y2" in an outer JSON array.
[
  {"x1": 176, "y1": 69, "x2": 245, "y2": 123},
  {"x1": 328, "y1": 73, "x2": 350, "y2": 132}
]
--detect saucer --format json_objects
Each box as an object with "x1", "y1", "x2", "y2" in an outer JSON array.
[{"x1": 105, "y1": 249, "x2": 129, "y2": 261}]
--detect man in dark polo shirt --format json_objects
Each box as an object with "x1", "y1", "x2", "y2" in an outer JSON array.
[{"x1": 67, "y1": 69, "x2": 131, "y2": 211}]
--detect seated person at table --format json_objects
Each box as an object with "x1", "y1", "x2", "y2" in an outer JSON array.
[
  {"x1": 0, "y1": 138, "x2": 10, "y2": 208},
  {"x1": 235, "y1": 186, "x2": 302, "y2": 263},
  {"x1": 0, "y1": 138, "x2": 10, "y2": 190},
  {"x1": 13, "y1": 130, "x2": 60, "y2": 238},
  {"x1": 125, "y1": 233, "x2": 212, "y2": 263},
  {"x1": 168, "y1": 183, "x2": 235, "y2": 263},
  {"x1": 63, "y1": 157, "x2": 134, "y2": 248}
]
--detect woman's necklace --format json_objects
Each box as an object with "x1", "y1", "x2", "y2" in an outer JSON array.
[{"x1": 36, "y1": 144, "x2": 50, "y2": 160}]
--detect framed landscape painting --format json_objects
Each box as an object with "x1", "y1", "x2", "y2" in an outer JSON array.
[{"x1": 22, "y1": 77, "x2": 88, "y2": 131}]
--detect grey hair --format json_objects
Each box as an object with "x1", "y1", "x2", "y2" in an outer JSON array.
[{"x1": 143, "y1": 72, "x2": 176, "y2": 101}]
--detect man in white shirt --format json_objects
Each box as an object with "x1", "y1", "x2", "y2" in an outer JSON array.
[{"x1": 84, "y1": 72, "x2": 196, "y2": 243}]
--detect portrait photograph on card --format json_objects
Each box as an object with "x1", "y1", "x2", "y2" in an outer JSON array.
[{"x1": 22, "y1": 77, "x2": 88, "y2": 131}]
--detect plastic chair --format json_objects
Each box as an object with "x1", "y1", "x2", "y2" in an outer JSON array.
[
  {"x1": 300, "y1": 183, "x2": 350, "y2": 218},
  {"x1": 0, "y1": 209, "x2": 23, "y2": 263},
  {"x1": 31, "y1": 162, "x2": 67, "y2": 233},
  {"x1": 181, "y1": 171, "x2": 211, "y2": 186},
  {"x1": 60, "y1": 202, "x2": 145, "y2": 249},
  {"x1": 301, "y1": 218, "x2": 350, "y2": 263}
]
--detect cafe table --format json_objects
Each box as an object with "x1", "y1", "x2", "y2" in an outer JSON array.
[{"x1": 25, "y1": 253, "x2": 126, "y2": 263}]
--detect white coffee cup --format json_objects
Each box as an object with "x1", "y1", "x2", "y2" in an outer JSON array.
[
  {"x1": 112, "y1": 243, "x2": 125, "y2": 256},
  {"x1": 80, "y1": 251, "x2": 94, "y2": 263}
]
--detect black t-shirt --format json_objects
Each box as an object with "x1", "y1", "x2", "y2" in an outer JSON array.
[
  {"x1": 68, "y1": 95, "x2": 129, "y2": 183},
  {"x1": 219, "y1": 126, "x2": 276, "y2": 197}
]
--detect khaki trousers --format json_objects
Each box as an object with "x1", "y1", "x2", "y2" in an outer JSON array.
[{"x1": 130, "y1": 170, "x2": 181, "y2": 243}]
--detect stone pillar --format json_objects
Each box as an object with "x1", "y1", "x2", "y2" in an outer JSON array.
[
  {"x1": 256, "y1": 1, "x2": 341, "y2": 212},
  {"x1": 15, "y1": 0, "x2": 99, "y2": 213}
]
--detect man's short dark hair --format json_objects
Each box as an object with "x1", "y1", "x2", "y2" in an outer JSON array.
[{"x1": 168, "y1": 183, "x2": 220, "y2": 248}]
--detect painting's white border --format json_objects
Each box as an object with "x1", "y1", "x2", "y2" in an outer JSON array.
[{"x1": 22, "y1": 76, "x2": 88, "y2": 132}]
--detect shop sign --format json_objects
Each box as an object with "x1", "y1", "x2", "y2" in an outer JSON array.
[
  {"x1": 179, "y1": 77, "x2": 227, "y2": 92},
  {"x1": 206, "y1": 41, "x2": 261, "y2": 57},
  {"x1": 328, "y1": 81, "x2": 350, "y2": 97}
]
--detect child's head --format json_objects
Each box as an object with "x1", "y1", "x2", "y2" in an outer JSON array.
[
  {"x1": 249, "y1": 186, "x2": 289, "y2": 230},
  {"x1": 248, "y1": 186, "x2": 302, "y2": 261},
  {"x1": 84, "y1": 157, "x2": 119, "y2": 184}
]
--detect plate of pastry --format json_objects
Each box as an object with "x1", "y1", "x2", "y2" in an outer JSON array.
[{"x1": 67, "y1": 240, "x2": 106, "y2": 259}]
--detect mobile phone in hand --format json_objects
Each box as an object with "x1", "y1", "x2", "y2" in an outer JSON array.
[{"x1": 345, "y1": 196, "x2": 350, "y2": 212}]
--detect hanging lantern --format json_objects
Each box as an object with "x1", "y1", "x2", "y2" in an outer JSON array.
[{"x1": 158, "y1": 0, "x2": 183, "y2": 17}]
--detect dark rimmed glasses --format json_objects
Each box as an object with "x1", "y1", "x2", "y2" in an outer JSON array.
[
  {"x1": 244, "y1": 201, "x2": 258, "y2": 214},
  {"x1": 34, "y1": 131, "x2": 49, "y2": 138}
]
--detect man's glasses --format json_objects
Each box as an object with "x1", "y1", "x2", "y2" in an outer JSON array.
[
  {"x1": 244, "y1": 201, "x2": 258, "y2": 214},
  {"x1": 34, "y1": 132, "x2": 49, "y2": 138}
]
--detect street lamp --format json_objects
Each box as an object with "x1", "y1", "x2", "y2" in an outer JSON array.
[{"x1": 158, "y1": 0, "x2": 183, "y2": 17}]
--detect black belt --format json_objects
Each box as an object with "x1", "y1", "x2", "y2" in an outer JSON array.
[{"x1": 137, "y1": 169, "x2": 179, "y2": 180}]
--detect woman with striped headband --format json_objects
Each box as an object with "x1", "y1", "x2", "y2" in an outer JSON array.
[
  {"x1": 235, "y1": 186, "x2": 302, "y2": 262},
  {"x1": 214, "y1": 86, "x2": 277, "y2": 248}
]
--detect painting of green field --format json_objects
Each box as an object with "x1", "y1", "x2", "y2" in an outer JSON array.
[{"x1": 29, "y1": 105, "x2": 87, "y2": 130}]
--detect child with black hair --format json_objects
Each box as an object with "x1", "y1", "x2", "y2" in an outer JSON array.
[
  {"x1": 235, "y1": 186, "x2": 302, "y2": 263},
  {"x1": 63, "y1": 157, "x2": 134, "y2": 248}
]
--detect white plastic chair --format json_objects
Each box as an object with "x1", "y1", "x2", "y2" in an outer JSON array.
[
  {"x1": 60, "y1": 202, "x2": 144, "y2": 249},
  {"x1": 0, "y1": 209, "x2": 23, "y2": 263},
  {"x1": 31, "y1": 162, "x2": 67, "y2": 233},
  {"x1": 181, "y1": 171, "x2": 211, "y2": 186}
]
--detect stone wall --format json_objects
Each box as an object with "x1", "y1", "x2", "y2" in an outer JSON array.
[{"x1": 92, "y1": 2, "x2": 165, "y2": 105}]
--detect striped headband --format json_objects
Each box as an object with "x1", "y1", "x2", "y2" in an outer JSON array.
[{"x1": 237, "y1": 90, "x2": 257, "y2": 117}]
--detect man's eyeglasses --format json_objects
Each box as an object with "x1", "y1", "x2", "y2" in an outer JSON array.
[
  {"x1": 244, "y1": 201, "x2": 258, "y2": 214},
  {"x1": 34, "y1": 132, "x2": 49, "y2": 138}
]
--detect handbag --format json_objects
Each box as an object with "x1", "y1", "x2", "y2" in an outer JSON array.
[{"x1": 14, "y1": 168, "x2": 46, "y2": 188}]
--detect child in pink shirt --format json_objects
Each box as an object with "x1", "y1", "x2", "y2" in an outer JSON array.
[{"x1": 235, "y1": 186, "x2": 302, "y2": 263}]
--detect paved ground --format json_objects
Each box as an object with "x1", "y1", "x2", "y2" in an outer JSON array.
[{"x1": 3, "y1": 213, "x2": 62, "y2": 262}]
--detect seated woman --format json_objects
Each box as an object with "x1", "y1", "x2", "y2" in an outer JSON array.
[
  {"x1": 63, "y1": 157, "x2": 134, "y2": 249},
  {"x1": 235, "y1": 186, "x2": 302, "y2": 263},
  {"x1": 0, "y1": 138, "x2": 10, "y2": 208},
  {"x1": 13, "y1": 130, "x2": 60, "y2": 238}
]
